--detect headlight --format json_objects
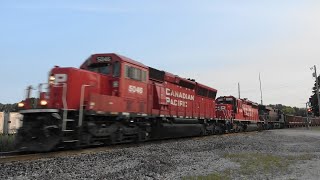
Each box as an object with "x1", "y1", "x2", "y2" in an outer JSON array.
[
  {"x1": 40, "y1": 100, "x2": 48, "y2": 106},
  {"x1": 49, "y1": 76, "x2": 55, "y2": 81},
  {"x1": 49, "y1": 75, "x2": 55, "y2": 84},
  {"x1": 18, "y1": 102, "x2": 25, "y2": 108},
  {"x1": 89, "y1": 102, "x2": 95, "y2": 109}
]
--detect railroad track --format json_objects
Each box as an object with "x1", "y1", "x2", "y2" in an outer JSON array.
[
  {"x1": 0, "y1": 131, "x2": 260, "y2": 163},
  {"x1": 0, "y1": 151, "x2": 22, "y2": 157}
]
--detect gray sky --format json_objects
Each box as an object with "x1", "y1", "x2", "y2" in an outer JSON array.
[{"x1": 0, "y1": 0, "x2": 319, "y2": 107}]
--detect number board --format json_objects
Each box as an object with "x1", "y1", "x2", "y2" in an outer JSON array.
[{"x1": 96, "y1": 56, "x2": 112, "y2": 62}]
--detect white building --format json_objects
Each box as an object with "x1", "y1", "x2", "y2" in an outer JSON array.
[{"x1": 0, "y1": 112, "x2": 23, "y2": 134}]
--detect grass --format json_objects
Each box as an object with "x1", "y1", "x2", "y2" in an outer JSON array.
[
  {"x1": 0, "y1": 134, "x2": 16, "y2": 152},
  {"x1": 183, "y1": 153, "x2": 314, "y2": 180},
  {"x1": 183, "y1": 171, "x2": 231, "y2": 180},
  {"x1": 224, "y1": 153, "x2": 289, "y2": 175},
  {"x1": 310, "y1": 126, "x2": 320, "y2": 131}
]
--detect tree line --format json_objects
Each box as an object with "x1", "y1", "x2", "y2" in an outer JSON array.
[
  {"x1": 0, "y1": 103, "x2": 18, "y2": 112},
  {"x1": 268, "y1": 104, "x2": 307, "y2": 117},
  {"x1": 0, "y1": 98, "x2": 40, "y2": 112}
]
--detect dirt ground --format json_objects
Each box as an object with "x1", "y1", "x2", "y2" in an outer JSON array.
[{"x1": 1, "y1": 128, "x2": 320, "y2": 180}]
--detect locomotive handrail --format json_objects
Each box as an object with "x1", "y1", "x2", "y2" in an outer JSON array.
[
  {"x1": 38, "y1": 83, "x2": 48, "y2": 98},
  {"x1": 53, "y1": 83, "x2": 68, "y2": 130},
  {"x1": 25, "y1": 85, "x2": 36, "y2": 99},
  {"x1": 79, "y1": 84, "x2": 92, "y2": 127},
  {"x1": 62, "y1": 83, "x2": 68, "y2": 122}
]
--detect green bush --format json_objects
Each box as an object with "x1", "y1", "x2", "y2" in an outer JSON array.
[{"x1": 0, "y1": 134, "x2": 16, "y2": 152}]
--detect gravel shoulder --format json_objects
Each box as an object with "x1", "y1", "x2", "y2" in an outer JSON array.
[{"x1": 1, "y1": 128, "x2": 320, "y2": 180}]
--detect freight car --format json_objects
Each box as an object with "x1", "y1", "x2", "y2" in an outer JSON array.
[
  {"x1": 309, "y1": 117, "x2": 320, "y2": 126},
  {"x1": 285, "y1": 115, "x2": 305, "y2": 128},
  {"x1": 284, "y1": 115, "x2": 320, "y2": 128},
  {"x1": 16, "y1": 53, "x2": 219, "y2": 152}
]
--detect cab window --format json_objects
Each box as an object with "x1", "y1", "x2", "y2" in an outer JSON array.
[
  {"x1": 125, "y1": 65, "x2": 147, "y2": 82},
  {"x1": 113, "y1": 61, "x2": 120, "y2": 77},
  {"x1": 88, "y1": 64, "x2": 111, "y2": 75}
]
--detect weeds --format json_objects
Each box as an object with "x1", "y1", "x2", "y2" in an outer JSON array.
[
  {"x1": 183, "y1": 171, "x2": 231, "y2": 180},
  {"x1": 183, "y1": 153, "x2": 314, "y2": 180},
  {"x1": 199, "y1": 173, "x2": 230, "y2": 180},
  {"x1": 224, "y1": 153, "x2": 289, "y2": 175},
  {"x1": 311, "y1": 126, "x2": 320, "y2": 131},
  {"x1": 223, "y1": 153, "x2": 314, "y2": 178},
  {"x1": 0, "y1": 134, "x2": 16, "y2": 152}
]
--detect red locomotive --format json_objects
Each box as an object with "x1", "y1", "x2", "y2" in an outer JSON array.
[
  {"x1": 17, "y1": 53, "x2": 218, "y2": 151},
  {"x1": 215, "y1": 96, "x2": 262, "y2": 132}
]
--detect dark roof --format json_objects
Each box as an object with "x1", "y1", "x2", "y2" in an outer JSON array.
[{"x1": 80, "y1": 53, "x2": 147, "y2": 69}]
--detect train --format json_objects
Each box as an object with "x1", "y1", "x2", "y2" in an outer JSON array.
[{"x1": 15, "y1": 53, "x2": 320, "y2": 152}]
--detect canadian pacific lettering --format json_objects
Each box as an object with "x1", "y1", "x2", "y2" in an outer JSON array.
[
  {"x1": 165, "y1": 88, "x2": 194, "y2": 107},
  {"x1": 165, "y1": 88, "x2": 194, "y2": 100}
]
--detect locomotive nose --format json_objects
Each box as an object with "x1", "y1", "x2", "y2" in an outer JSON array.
[{"x1": 15, "y1": 112, "x2": 62, "y2": 152}]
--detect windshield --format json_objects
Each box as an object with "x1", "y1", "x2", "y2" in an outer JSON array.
[
  {"x1": 113, "y1": 61, "x2": 120, "y2": 77},
  {"x1": 88, "y1": 64, "x2": 111, "y2": 75},
  {"x1": 217, "y1": 98, "x2": 234, "y2": 105}
]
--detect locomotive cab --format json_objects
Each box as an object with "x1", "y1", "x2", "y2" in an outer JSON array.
[
  {"x1": 216, "y1": 96, "x2": 236, "y2": 120},
  {"x1": 80, "y1": 54, "x2": 121, "y2": 97},
  {"x1": 80, "y1": 53, "x2": 149, "y2": 115}
]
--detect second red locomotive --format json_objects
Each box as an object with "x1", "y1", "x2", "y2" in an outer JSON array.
[{"x1": 216, "y1": 96, "x2": 262, "y2": 132}]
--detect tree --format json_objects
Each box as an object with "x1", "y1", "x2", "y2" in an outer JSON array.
[
  {"x1": 310, "y1": 76, "x2": 320, "y2": 116},
  {"x1": 0, "y1": 103, "x2": 18, "y2": 112}
]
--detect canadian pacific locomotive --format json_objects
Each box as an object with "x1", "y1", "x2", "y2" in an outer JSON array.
[{"x1": 15, "y1": 53, "x2": 318, "y2": 152}]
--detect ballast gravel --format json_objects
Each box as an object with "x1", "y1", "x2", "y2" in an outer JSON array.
[{"x1": 1, "y1": 129, "x2": 320, "y2": 180}]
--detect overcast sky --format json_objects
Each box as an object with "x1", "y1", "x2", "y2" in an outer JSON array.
[{"x1": 0, "y1": 0, "x2": 319, "y2": 107}]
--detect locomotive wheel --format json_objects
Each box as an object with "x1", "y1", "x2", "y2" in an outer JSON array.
[
  {"x1": 136, "y1": 130, "x2": 149, "y2": 142},
  {"x1": 207, "y1": 125, "x2": 215, "y2": 135},
  {"x1": 239, "y1": 123, "x2": 244, "y2": 132},
  {"x1": 234, "y1": 124, "x2": 239, "y2": 133},
  {"x1": 200, "y1": 127, "x2": 206, "y2": 136},
  {"x1": 243, "y1": 124, "x2": 248, "y2": 132},
  {"x1": 215, "y1": 125, "x2": 224, "y2": 135},
  {"x1": 257, "y1": 123, "x2": 263, "y2": 131},
  {"x1": 82, "y1": 133, "x2": 93, "y2": 146},
  {"x1": 109, "y1": 130, "x2": 124, "y2": 144}
]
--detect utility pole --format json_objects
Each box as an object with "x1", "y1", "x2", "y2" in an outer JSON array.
[
  {"x1": 306, "y1": 102, "x2": 310, "y2": 129},
  {"x1": 3, "y1": 110, "x2": 9, "y2": 135},
  {"x1": 311, "y1": 65, "x2": 320, "y2": 115},
  {"x1": 259, "y1": 73, "x2": 263, "y2": 105},
  {"x1": 238, "y1": 82, "x2": 241, "y2": 99}
]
